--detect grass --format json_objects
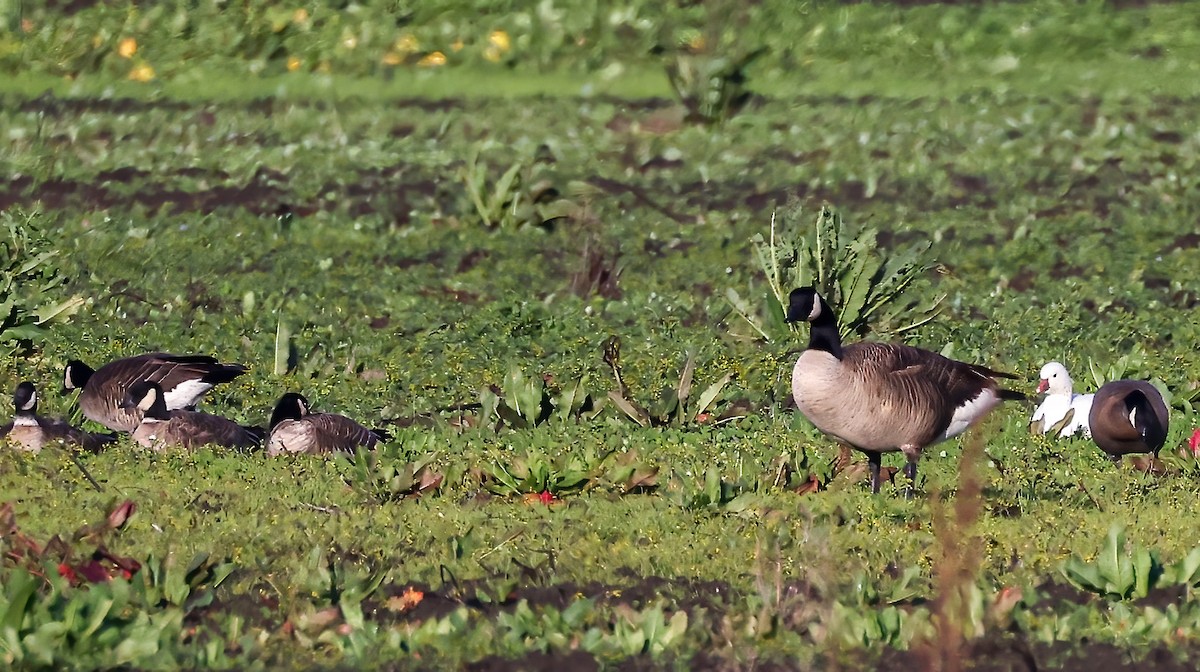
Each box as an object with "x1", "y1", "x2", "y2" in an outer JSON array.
[{"x1": 1, "y1": 0, "x2": 1200, "y2": 669}]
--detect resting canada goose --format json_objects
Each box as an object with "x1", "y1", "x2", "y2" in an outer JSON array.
[
  {"x1": 0, "y1": 382, "x2": 116, "y2": 454},
  {"x1": 1088, "y1": 380, "x2": 1169, "y2": 462},
  {"x1": 63, "y1": 353, "x2": 248, "y2": 432},
  {"x1": 1030, "y1": 361, "x2": 1094, "y2": 438},
  {"x1": 785, "y1": 287, "x2": 1024, "y2": 495},
  {"x1": 266, "y1": 392, "x2": 387, "y2": 456},
  {"x1": 121, "y1": 381, "x2": 261, "y2": 451}
]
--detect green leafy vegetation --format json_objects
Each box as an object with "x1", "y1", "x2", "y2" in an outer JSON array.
[
  {"x1": 1, "y1": 0, "x2": 1200, "y2": 669},
  {"x1": 0, "y1": 209, "x2": 84, "y2": 353}
]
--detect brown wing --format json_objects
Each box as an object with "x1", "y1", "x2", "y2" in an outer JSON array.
[
  {"x1": 166, "y1": 410, "x2": 257, "y2": 450},
  {"x1": 845, "y1": 342, "x2": 1005, "y2": 445},
  {"x1": 305, "y1": 413, "x2": 380, "y2": 453},
  {"x1": 101, "y1": 353, "x2": 244, "y2": 393},
  {"x1": 35, "y1": 417, "x2": 116, "y2": 453}
]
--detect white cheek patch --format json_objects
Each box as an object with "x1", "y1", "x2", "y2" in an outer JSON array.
[
  {"x1": 162, "y1": 380, "x2": 214, "y2": 410},
  {"x1": 807, "y1": 298, "x2": 822, "y2": 322},
  {"x1": 137, "y1": 388, "x2": 158, "y2": 412},
  {"x1": 942, "y1": 388, "x2": 1000, "y2": 440}
]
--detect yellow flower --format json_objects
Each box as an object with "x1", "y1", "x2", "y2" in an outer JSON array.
[
  {"x1": 381, "y1": 51, "x2": 402, "y2": 66},
  {"x1": 450, "y1": 39, "x2": 464, "y2": 52},
  {"x1": 488, "y1": 30, "x2": 510, "y2": 52},
  {"x1": 287, "y1": 56, "x2": 302, "y2": 72},
  {"x1": 483, "y1": 46, "x2": 503, "y2": 63},
  {"x1": 292, "y1": 8, "x2": 309, "y2": 24},
  {"x1": 395, "y1": 34, "x2": 419, "y2": 54},
  {"x1": 417, "y1": 51, "x2": 446, "y2": 67},
  {"x1": 118, "y1": 37, "x2": 137, "y2": 59},
  {"x1": 128, "y1": 64, "x2": 155, "y2": 82}
]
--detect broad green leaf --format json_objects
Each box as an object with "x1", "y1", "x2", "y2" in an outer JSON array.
[
  {"x1": 34, "y1": 295, "x2": 85, "y2": 324},
  {"x1": 694, "y1": 372, "x2": 734, "y2": 420},
  {"x1": 1097, "y1": 524, "x2": 1125, "y2": 593},
  {"x1": 607, "y1": 391, "x2": 650, "y2": 427}
]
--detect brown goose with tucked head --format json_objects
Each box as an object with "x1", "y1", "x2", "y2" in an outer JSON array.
[
  {"x1": 785, "y1": 287, "x2": 1024, "y2": 495},
  {"x1": 120, "y1": 381, "x2": 262, "y2": 451},
  {"x1": 1088, "y1": 380, "x2": 1169, "y2": 462},
  {"x1": 0, "y1": 382, "x2": 116, "y2": 454}
]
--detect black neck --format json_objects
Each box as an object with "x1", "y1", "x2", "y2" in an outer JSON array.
[{"x1": 807, "y1": 297, "x2": 844, "y2": 359}]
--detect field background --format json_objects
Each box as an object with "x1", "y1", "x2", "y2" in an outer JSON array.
[{"x1": 2, "y1": 1, "x2": 1200, "y2": 670}]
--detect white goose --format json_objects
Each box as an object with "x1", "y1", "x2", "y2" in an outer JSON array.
[{"x1": 1030, "y1": 362, "x2": 1093, "y2": 438}]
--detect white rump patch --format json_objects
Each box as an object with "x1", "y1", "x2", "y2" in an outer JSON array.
[
  {"x1": 942, "y1": 388, "x2": 1000, "y2": 440},
  {"x1": 162, "y1": 379, "x2": 214, "y2": 410}
]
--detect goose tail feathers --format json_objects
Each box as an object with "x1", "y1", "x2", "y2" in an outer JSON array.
[
  {"x1": 998, "y1": 389, "x2": 1027, "y2": 402},
  {"x1": 970, "y1": 364, "x2": 1020, "y2": 380}
]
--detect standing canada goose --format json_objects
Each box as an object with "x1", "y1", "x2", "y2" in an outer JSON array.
[
  {"x1": 266, "y1": 392, "x2": 387, "y2": 456},
  {"x1": 1088, "y1": 380, "x2": 1169, "y2": 462},
  {"x1": 120, "y1": 381, "x2": 261, "y2": 451},
  {"x1": 1030, "y1": 361, "x2": 1094, "y2": 438},
  {"x1": 63, "y1": 353, "x2": 248, "y2": 432},
  {"x1": 785, "y1": 287, "x2": 1024, "y2": 495},
  {"x1": 0, "y1": 382, "x2": 116, "y2": 454}
]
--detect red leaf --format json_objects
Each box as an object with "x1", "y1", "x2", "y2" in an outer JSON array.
[
  {"x1": 107, "y1": 500, "x2": 136, "y2": 530},
  {"x1": 57, "y1": 562, "x2": 78, "y2": 584},
  {"x1": 77, "y1": 560, "x2": 112, "y2": 584}
]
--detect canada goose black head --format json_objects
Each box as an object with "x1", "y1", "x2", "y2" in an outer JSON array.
[
  {"x1": 13, "y1": 382, "x2": 37, "y2": 414},
  {"x1": 269, "y1": 392, "x2": 311, "y2": 430},
  {"x1": 121, "y1": 381, "x2": 169, "y2": 420},
  {"x1": 784, "y1": 287, "x2": 843, "y2": 358},
  {"x1": 62, "y1": 360, "x2": 95, "y2": 394}
]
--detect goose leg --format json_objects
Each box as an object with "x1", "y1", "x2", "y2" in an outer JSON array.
[
  {"x1": 903, "y1": 460, "x2": 918, "y2": 500},
  {"x1": 867, "y1": 452, "x2": 882, "y2": 494}
]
